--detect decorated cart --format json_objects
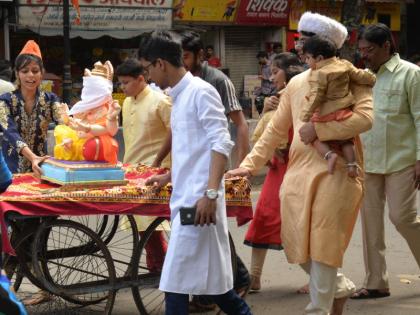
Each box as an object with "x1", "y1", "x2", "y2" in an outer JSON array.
[{"x1": 0, "y1": 164, "x2": 253, "y2": 315}]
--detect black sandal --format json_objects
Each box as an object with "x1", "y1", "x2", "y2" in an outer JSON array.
[{"x1": 350, "y1": 288, "x2": 390, "y2": 300}]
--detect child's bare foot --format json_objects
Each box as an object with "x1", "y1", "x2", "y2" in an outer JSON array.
[
  {"x1": 347, "y1": 164, "x2": 359, "y2": 178},
  {"x1": 325, "y1": 151, "x2": 338, "y2": 174}
]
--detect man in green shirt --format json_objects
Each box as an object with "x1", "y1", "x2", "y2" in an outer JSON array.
[{"x1": 352, "y1": 23, "x2": 420, "y2": 299}]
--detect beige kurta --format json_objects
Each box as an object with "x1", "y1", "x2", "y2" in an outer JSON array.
[{"x1": 241, "y1": 70, "x2": 373, "y2": 268}]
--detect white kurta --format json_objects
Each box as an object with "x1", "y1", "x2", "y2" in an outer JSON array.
[{"x1": 159, "y1": 72, "x2": 234, "y2": 295}]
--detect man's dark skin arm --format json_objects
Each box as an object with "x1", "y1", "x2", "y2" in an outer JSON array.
[
  {"x1": 228, "y1": 110, "x2": 249, "y2": 168},
  {"x1": 195, "y1": 150, "x2": 227, "y2": 226}
]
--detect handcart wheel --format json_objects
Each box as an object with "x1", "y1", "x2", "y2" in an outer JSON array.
[
  {"x1": 131, "y1": 217, "x2": 239, "y2": 315},
  {"x1": 3, "y1": 219, "x2": 49, "y2": 293},
  {"x1": 131, "y1": 217, "x2": 169, "y2": 315},
  {"x1": 31, "y1": 219, "x2": 116, "y2": 314},
  {"x1": 67, "y1": 214, "x2": 139, "y2": 278}
]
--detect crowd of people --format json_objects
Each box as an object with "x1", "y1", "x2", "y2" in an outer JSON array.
[{"x1": 0, "y1": 9, "x2": 420, "y2": 315}]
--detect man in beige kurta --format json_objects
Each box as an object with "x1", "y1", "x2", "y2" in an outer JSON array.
[
  {"x1": 238, "y1": 63, "x2": 373, "y2": 315},
  {"x1": 228, "y1": 12, "x2": 374, "y2": 315}
]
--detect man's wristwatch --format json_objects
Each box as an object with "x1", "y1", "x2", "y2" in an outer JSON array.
[{"x1": 204, "y1": 189, "x2": 219, "y2": 200}]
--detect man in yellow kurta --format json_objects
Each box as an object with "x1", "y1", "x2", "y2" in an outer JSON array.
[
  {"x1": 116, "y1": 58, "x2": 172, "y2": 271},
  {"x1": 227, "y1": 12, "x2": 374, "y2": 315}
]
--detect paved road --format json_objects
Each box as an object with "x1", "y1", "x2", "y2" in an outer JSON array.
[
  {"x1": 111, "y1": 187, "x2": 420, "y2": 314},
  {"x1": 19, "y1": 185, "x2": 420, "y2": 314},
  {"x1": 229, "y1": 189, "x2": 420, "y2": 315}
]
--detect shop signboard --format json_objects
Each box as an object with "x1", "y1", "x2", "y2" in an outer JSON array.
[
  {"x1": 289, "y1": 0, "x2": 341, "y2": 30},
  {"x1": 362, "y1": 3, "x2": 400, "y2": 31},
  {"x1": 235, "y1": 0, "x2": 290, "y2": 26},
  {"x1": 172, "y1": 0, "x2": 239, "y2": 23},
  {"x1": 289, "y1": 0, "x2": 400, "y2": 31},
  {"x1": 17, "y1": 0, "x2": 173, "y2": 39}
]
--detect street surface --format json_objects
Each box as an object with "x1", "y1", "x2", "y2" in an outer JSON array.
[
  {"x1": 111, "y1": 185, "x2": 420, "y2": 315},
  {"x1": 18, "y1": 183, "x2": 420, "y2": 314}
]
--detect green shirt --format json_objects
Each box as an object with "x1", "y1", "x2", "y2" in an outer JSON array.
[{"x1": 361, "y1": 54, "x2": 420, "y2": 174}]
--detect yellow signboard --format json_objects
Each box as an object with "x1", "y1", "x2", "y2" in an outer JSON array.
[
  {"x1": 173, "y1": 0, "x2": 239, "y2": 23},
  {"x1": 289, "y1": 0, "x2": 400, "y2": 31},
  {"x1": 289, "y1": 0, "x2": 342, "y2": 30},
  {"x1": 362, "y1": 3, "x2": 400, "y2": 31}
]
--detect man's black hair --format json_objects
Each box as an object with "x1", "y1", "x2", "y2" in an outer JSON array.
[
  {"x1": 115, "y1": 58, "x2": 145, "y2": 78},
  {"x1": 138, "y1": 31, "x2": 183, "y2": 67},
  {"x1": 302, "y1": 35, "x2": 337, "y2": 59},
  {"x1": 358, "y1": 23, "x2": 396, "y2": 54},
  {"x1": 180, "y1": 31, "x2": 204, "y2": 55},
  {"x1": 205, "y1": 45, "x2": 214, "y2": 50},
  {"x1": 256, "y1": 51, "x2": 268, "y2": 59}
]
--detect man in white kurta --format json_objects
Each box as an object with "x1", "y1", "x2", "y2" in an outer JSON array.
[
  {"x1": 162, "y1": 71, "x2": 235, "y2": 294},
  {"x1": 140, "y1": 31, "x2": 252, "y2": 315}
]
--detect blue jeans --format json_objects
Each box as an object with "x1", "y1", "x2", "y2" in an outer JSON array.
[{"x1": 165, "y1": 289, "x2": 252, "y2": 315}]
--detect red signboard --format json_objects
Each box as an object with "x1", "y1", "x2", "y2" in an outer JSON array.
[{"x1": 235, "y1": 0, "x2": 290, "y2": 26}]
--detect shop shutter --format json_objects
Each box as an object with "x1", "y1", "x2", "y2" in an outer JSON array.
[{"x1": 224, "y1": 26, "x2": 264, "y2": 95}]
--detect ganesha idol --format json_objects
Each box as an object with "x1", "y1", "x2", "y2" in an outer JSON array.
[
  {"x1": 41, "y1": 61, "x2": 126, "y2": 187},
  {"x1": 55, "y1": 61, "x2": 120, "y2": 164}
]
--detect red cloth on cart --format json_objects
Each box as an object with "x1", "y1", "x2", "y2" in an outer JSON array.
[{"x1": 0, "y1": 164, "x2": 253, "y2": 255}]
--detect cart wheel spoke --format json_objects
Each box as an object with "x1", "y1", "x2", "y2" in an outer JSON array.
[{"x1": 31, "y1": 219, "x2": 116, "y2": 314}]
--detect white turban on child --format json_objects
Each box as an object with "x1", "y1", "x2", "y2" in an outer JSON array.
[{"x1": 298, "y1": 12, "x2": 348, "y2": 49}]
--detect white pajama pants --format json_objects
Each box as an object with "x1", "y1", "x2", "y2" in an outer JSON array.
[{"x1": 300, "y1": 260, "x2": 356, "y2": 315}]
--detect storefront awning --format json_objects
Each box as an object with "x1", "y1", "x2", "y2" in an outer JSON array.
[{"x1": 17, "y1": 0, "x2": 173, "y2": 39}]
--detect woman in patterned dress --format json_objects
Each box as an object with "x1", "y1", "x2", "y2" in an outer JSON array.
[
  {"x1": 0, "y1": 40, "x2": 67, "y2": 306},
  {"x1": 0, "y1": 40, "x2": 63, "y2": 176}
]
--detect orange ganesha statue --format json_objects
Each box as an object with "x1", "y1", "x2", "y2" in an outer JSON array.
[{"x1": 54, "y1": 61, "x2": 121, "y2": 164}]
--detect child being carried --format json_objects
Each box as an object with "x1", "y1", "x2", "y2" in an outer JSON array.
[{"x1": 301, "y1": 35, "x2": 375, "y2": 177}]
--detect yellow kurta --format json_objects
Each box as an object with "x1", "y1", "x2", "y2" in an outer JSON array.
[
  {"x1": 121, "y1": 85, "x2": 172, "y2": 231},
  {"x1": 122, "y1": 85, "x2": 172, "y2": 168},
  {"x1": 241, "y1": 70, "x2": 373, "y2": 268}
]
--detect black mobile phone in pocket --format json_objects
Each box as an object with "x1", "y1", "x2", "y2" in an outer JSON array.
[{"x1": 179, "y1": 207, "x2": 196, "y2": 225}]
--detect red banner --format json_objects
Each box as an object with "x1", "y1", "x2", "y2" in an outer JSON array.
[{"x1": 235, "y1": 0, "x2": 290, "y2": 26}]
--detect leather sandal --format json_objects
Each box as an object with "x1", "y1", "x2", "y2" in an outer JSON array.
[{"x1": 350, "y1": 288, "x2": 390, "y2": 300}]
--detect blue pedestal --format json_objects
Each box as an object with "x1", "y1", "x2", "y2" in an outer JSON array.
[{"x1": 41, "y1": 158, "x2": 127, "y2": 187}]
